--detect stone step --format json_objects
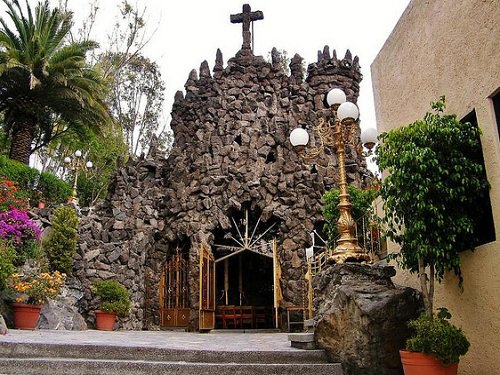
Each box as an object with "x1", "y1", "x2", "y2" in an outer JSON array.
[
  {"x1": 288, "y1": 332, "x2": 317, "y2": 350},
  {"x1": 0, "y1": 341, "x2": 329, "y2": 364},
  {"x1": 0, "y1": 357, "x2": 343, "y2": 375}
]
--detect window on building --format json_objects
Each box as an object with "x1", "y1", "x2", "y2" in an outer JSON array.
[
  {"x1": 492, "y1": 90, "x2": 500, "y2": 141},
  {"x1": 461, "y1": 110, "x2": 496, "y2": 248}
]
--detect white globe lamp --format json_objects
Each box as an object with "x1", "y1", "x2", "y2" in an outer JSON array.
[
  {"x1": 326, "y1": 88, "x2": 346, "y2": 107},
  {"x1": 337, "y1": 102, "x2": 359, "y2": 122},
  {"x1": 361, "y1": 127, "x2": 378, "y2": 150},
  {"x1": 289, "y1": 128, "x2": 309, "y2": 147}
]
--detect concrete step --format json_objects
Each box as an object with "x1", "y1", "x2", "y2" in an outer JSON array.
[
  {"x1": 0, "y1": 357, "x2": 344, "y2": 375},
  {"x1": 0, "y1": 331, "x2": 343, "y2": 375},
  {"x1": 0, "y1": 341, "x2": 328, "y2": 364}
]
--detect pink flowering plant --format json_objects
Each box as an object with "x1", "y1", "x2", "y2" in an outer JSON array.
[{"x1": 0, "y1": 209, "x2": 42, "y2": 265}]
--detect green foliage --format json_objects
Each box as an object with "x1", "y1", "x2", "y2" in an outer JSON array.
[
  {"x1": 38, "y1": 172, "x2": 72, "y2": 205},
  {"x1": 0, "y1": 238, "x2": 16, "y2": 290},
  {"x1": 43, "y1": 206, "x2": 79, "y2": 275},
  {"x1": 0, "y1": 0, "x2": 112, "y2": 163},
  {"x1": 0, "y1": 155, "x2": 39, "y2": 191},
  {"x1": 100, "y1": 52, "x2": 170, "y2": 156},
  {"x1": 323, "y1": 185, "x2": 379, "y2": 246},
  {"x1": 92, "y1": 280, "x2": 131, "y2": 318},
  {"x1": 375, "y1": 96, "x2": 490, "y2": 285},
  {"x1": 0, "y1": 155, "x2": 71, "y2": 206},
  {"x1": 406, "y1": 308, "x2": 470, "y2": 364}
]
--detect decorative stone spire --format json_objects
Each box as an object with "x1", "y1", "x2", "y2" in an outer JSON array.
[
  {"x1": 199, "y1": 60, "x2": 211, "y2": 79},
  {"x1": 289, "y1": 53, "x2": 304, "y2": 82},
  {"x1": 214, "y1": 49, "x2": 224, "y2": 72}
]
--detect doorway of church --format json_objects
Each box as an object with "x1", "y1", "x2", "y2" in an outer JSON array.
[{"x1": 214, "y1": 249, "x2": 275, "y2": 329}]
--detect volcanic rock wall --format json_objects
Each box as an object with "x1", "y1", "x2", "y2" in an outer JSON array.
[
  {"x1": 163, "y1": 46, "x2": 371, "y2": 328},
  {"x1": 71, "y1": 45, "x2": 371, "y2": 330}
]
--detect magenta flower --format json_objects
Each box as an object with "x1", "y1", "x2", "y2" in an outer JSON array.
[{"x1": 0, "y1": 209, "x2": 42, "y2": 244}]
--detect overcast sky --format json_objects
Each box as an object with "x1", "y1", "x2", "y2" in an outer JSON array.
[{"x1": 4, "y1": 0, "x2": 411, "y2": 133}]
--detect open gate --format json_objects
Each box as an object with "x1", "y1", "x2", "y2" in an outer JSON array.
[
  {"x1": 199, "y1": 243, "x2": 215, "y2": 331},
  {"x1": 159, "y1": 254, "x2": 190, "y2": 328}
]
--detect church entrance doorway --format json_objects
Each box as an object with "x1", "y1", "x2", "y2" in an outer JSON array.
[{"x1": 211, "y1": 208, "x2": 282, "y2": 330}]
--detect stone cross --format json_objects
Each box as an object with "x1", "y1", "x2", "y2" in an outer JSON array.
[{"x1": 230, "y1": 4, "x2": 264, "y2": 52}]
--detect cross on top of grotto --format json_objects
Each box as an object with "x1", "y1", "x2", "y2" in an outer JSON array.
[{"x1": 230, "y1": 4, "x2": 264, "y2": 51}]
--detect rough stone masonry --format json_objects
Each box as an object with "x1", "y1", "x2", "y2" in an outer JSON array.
[{"x1": 72, "y1": 11, "x2": 372, "y2": 330}]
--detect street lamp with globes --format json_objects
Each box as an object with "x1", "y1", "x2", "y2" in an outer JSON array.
[
  {"x1": 64, "y1": 150, "x2": 92, "y2": 204},
  {"x1": 289, "y1": 88, "x2": 373, "y2": 263}
]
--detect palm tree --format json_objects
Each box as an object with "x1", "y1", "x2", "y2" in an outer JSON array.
[{"x1": 0, "y1": 0, "x2": 112, "y2": 164}]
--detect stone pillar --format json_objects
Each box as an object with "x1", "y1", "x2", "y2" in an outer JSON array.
[{"x1": 313, "y1": 263, "x2": 423, "y2": 375}]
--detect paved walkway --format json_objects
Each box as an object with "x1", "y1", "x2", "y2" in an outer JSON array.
[{"x1": 1, "y1": 329, "x2": 297, "y2": 352}]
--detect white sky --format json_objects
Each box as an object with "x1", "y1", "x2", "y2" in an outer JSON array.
[{"x1": 4, "y1": 0, "x2": 411, "y2": 133}]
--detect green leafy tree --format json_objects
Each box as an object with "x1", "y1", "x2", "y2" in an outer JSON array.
[
  {"x1": 376, "y1": 96, "x2": 490, "y2": 317},
  {"x1": 323, "y1": 185, "x2": 378, "y2": 247},
  {"x1": 43, "y1": 205, "x2": 79, "y2": 275},
  {"x1": 0, "y1": 0, "x2": 112, "y2": 164},
  {"x1": 36, "y1": 124, "x2": 128, "y2": 207}
]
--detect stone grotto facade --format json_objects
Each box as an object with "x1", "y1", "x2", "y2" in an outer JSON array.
[{"x1": 68, "y1": 13, "x2": 373, "y2": 331}]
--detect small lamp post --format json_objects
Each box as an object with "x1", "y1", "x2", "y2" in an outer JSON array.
[
  {"x1": 289, "y1": 88, "x2": 372, "y2": 263},
  {"x1": 64, "y1": 150, "x2": 92, "y2": 205}
]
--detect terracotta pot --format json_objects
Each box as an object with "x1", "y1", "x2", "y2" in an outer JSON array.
[
  {"x1": 37, "y1": 201, "x2": 45, "y2": 209},
  {"x1": 95, "y1": 310, "x2": 116, "y2": 331},
  {"x1": 12, "y1": 303, "x2": 42, "y2": 330},
  {"x1": 400, "y1": 350, "x2": 459, "y2": 375}
]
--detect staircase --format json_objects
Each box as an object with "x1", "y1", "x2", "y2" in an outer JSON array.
[{"x1": 0, "y1": 331, "x2": 343, "y2": 375}]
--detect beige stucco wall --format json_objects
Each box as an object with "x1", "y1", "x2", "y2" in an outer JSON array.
[{"x1": 371, "y1": 0, "x2": 500, "y2": 374}]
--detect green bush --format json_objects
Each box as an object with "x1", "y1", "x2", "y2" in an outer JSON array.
[
  {"x1": 43, "y1": 206, "x2": 79, "y2": 275},
  {"x1": 0, "y1": 239, "x2": 16, "y2": 291},
  {"x1": 92, "y1": 280, "x2": 131, "y2": 318},
  {"x1": 0, "y1": 155, "x2": 71, "y2": 206},
  {"x1": 0, "y1": 155, "x2": 38, "y2": 191},
  {"x1": 406, "y1": 308, "x2": 470, "y2": 364},
  {"x1": 38, "y1": 172, "x2": 72, "y2": 204}
]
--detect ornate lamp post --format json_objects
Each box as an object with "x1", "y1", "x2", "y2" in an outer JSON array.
[
  {"x1": 64, "y1": 150, "x2": 92, "y2": 205},
  {"x1": 289, "y1": 88, "x2": 371, "y2": 263}
]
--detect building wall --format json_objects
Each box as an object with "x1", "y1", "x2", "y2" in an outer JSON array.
[{"x1": 371, "y1": 1, "x2": 500, "y2": 374}]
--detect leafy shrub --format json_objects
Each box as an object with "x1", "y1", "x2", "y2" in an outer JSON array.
[
  {"x1": 0, "y1": 178, "x2": 28, "y2": 211},
  {"x1": 0, "y1": 209, "x2": 42, "y2": 265},
  {"x1": 406, "y1": 308, "x2": 470, "y2": 364},
  {"x1": 92, "y1": 280, "x2": 131, "y2": 317},
  {"x1": 0, "y1": 239, "x2": 16, "y2": 290},
  {"x1": 8, "y1": 270, "x2": 66, "y2": 305},
  {"x1": 0, "y1": 155, "x2": 71, "y2": 206},
  {"x1": 0, "y1": 155, "x2": 38, "y2": 190},
  {"x1": 38, "y1": 172, "x2": 72, "y2": 205},
  {"x1": 43, "y1": 206, "x2": 79, "y2": 275}
]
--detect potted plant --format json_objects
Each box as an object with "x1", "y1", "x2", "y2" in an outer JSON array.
[
  {"x1": 400, "y1": 308, "x2": 469, "y2": 375},
  {"x1": 92, "y1": 279, "x2": 131, "y2": 331},
  {"x1": 376, "y1": 97, "x2": 485, "y2": 374},
  {"x1": 8, "y1": 270, "x2": 66, "y2": 329}
]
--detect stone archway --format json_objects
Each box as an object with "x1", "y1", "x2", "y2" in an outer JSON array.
[{"x1": 211, "y1": 206, "x2": 281, "y2": 329}]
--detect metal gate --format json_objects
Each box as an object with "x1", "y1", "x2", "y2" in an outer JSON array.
[
  {"x1": 199, "y1": 243, "x2": 215, "y2": 331},
  {"x1": 159, "y1": 254, "x2": 190, "y2": 328}
]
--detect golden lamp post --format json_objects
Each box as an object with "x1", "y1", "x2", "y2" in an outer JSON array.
[
  {"x1": 289, "y1": 88, "x2": 377, "y2": 263},
  {"x1": 64, "y1": 150, "x2": 93, "y2": 205}
]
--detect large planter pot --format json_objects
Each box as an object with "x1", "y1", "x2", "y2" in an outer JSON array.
[
  {"x1": 95, "y1": 310, "x2": 116, "y2": 331},
  {"x1": 12, "y1": 303, "x2": 42, "y2": 330},
  {"x1": 400, "y1": 350, "x2": 459, "y2": 375}
]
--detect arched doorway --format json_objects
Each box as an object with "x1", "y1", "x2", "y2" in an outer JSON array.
[{"x1": 211, "y1": 207, "x2": 282, "y2": 329}]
